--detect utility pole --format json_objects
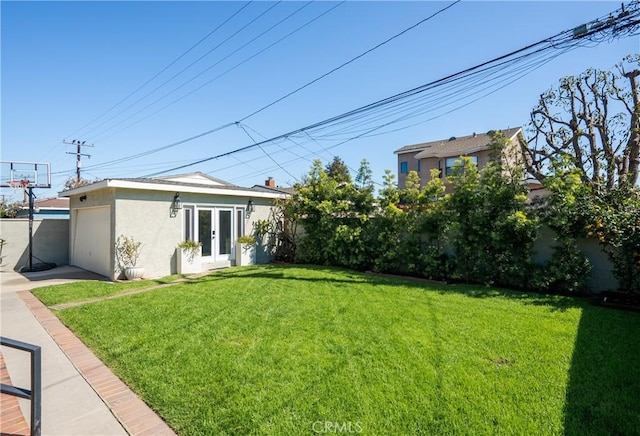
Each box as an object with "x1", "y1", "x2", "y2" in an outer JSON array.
[{"x1": 64, "y1": 140, "x2": 94, "y2": 183}]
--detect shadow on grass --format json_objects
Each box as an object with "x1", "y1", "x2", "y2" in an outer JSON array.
[
  {"x1": 188, "y1": 264, "x2": 375, "y2": 287},
  {"x1": 563, "y1": 304, "x2": 640, "y2": 434},
  {"x1": 432, "y1": 285, "x2": 587, "y2": 312},
  {"x1": 216, "y1": 264, "x2": 640, "y2": 432},
  {"x1": 193, "y1": 264, "x2": 586, "y2": 311}
]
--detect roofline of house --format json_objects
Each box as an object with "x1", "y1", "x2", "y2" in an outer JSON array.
[
  {"x1": 59, "y1": 179, "x2": 287, "y2": 199},
  {"x1": 415, "y1": 145, "x2": 489, "y2": 159},
  {"x1": 394, "y1": 127, "x2": 523, "y2": 155},
  {"x1": 19, "y1": 206, "x2": 69, "y2": 211},
  {"x1": 394, "y1": 147, "x2": 426, "y2": 156},
  {"x1": 251, "y1": 184, "x2": 294, "y2": 194},
  {"x1": 155, "y1": 171, "x2": 233, "y2": 186}
]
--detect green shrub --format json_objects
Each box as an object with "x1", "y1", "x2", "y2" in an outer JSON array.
[{"x1": 533, "y1": 240, "x2": 591, "y2": 293}]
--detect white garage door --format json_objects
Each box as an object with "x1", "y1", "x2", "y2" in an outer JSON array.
[{"x1": 72, "y1": 206, "x2": 111, "y2": 277}]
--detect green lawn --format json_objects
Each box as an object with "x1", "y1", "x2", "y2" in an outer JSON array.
[
  {"x1": 36, "y1": 265, "x2": 640, "y2": 435},
  {"x1": 31, "y1": 275, "x2": 183, "y2": 306}
]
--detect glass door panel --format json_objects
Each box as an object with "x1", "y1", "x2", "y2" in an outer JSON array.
[
  {"x1": 198, "y1": 210, "x2": 212, "y2": 257},
  {"x1": 218, "y1": 209, "x2": 232, "y2": 257}
]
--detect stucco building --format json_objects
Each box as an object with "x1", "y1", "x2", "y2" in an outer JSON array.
[
  {"x1": 394, "y1": 127, "x2": 528, "y2": 190},
  {"x1": 61, "y1": 172, "x2": 286, "y2": 280}
]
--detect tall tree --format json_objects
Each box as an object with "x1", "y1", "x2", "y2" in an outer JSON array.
[
  {"x1": 525, "y1": 55, "x2": 639, "y2": 191},
  {"x1": 324, "y1": 156, "x2": 352, "y2": 184},
  {"x1": 526, "y1": 57, "x2": 640, "y2": 293}
]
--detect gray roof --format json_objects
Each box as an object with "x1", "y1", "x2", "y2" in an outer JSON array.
[
  {"x1": 110, "y1": 177, "x2": 271, "y2": 194},
  {"x1": 60, "y1": 172, "x2": 290, "y2": 198},
  {"x1": 251, "y1": 185, "x2": 296, "y2": 195},
  {"x1": 395, "y1": 127, "x2": 522, "y2": 157},
  {"x1": 154, "y1": 171, "x2": 235, "y2": 186}
]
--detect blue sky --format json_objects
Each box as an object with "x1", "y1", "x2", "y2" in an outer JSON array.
[{"x1": 1, "y1": 1, "x2": 638, "y2": 200}]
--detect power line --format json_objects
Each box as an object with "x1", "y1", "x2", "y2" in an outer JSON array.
[
  {"x1": 52, "y1": 123, "x2": 235, "y2": 175},
  {"x1": 194, "y1": 134, "x2": 319, "y2": 179},
  {"x1": 65, "y1": 1, "x2": 254, "y2": 140},
  {"x1": 54, "y1": 4, "x2": 342, "y2": 176},
  {"x1": 139, "y1": 1, "x2": 639, "y2": 178},
  {"x1": 310, "y1": 47, "x2": 565, "y2": 140},
  {"x1": 81, "y1": 2, "x2": 283, "y2": 140},
  {"x1": 237, "y1": 0, "x2": 462, "y2": 122},
  {"x1": 66, "y1": 0, "x2": 451, "y2": 171},
  {"x1": 237, "y1": 123, "x2": 299, "y2": 181},
  {"x1": 91, "y1": 1, "x2": 344, "y2": 144},
  {"x1": 54, "y1": 1, "x2": 639, "y2": 181}
]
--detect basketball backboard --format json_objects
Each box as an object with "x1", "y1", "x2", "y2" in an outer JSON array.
[{"x1": 0, "y1": 161, "x2": 51, "y2": 188}]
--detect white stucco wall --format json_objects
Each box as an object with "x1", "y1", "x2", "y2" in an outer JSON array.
[
  {"x1": 0, "y1": 218, "x2": 69, "y2": 271},
  {"x1": 244, "y1": 197, "x2": 277, "y2": 264},
  {"x1": 114, "y1": 189, "x2": 182, "y2": 280},
  {"x1": 66, "y1": 185, "x2": 281, "y2": 280},
  {"x1": 172, "y1": 192, "x2": 276, "y2": 266},
  {"x1": 533, "y1": 225, "x2": 617, "y2": 292},
  {"x1": 113, "y1": 190, "x2": 277, "y2": 279}
]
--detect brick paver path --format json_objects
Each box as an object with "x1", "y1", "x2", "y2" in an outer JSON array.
[{"x1": 0, "y1": 352, "x2": 30, "y2": 436}]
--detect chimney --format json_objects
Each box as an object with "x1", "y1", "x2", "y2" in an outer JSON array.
[{"x1": 265, "y1": 177, "x2": 275, "y2": 188}]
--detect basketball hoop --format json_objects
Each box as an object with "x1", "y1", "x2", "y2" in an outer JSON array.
[
  {"x1": 7, "y1": 180, "x2": 29, "y2": 203},
  {"x1": 1, "y1": 161, "x2": 53, "y2": 273}
]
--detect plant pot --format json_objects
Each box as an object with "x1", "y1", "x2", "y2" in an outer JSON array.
[
  {"x1": 177, "y1": 247, "x2": 202, "y2": 274},
  {"x1": 235, "y1": 243, "x2": 256, "y2": 266},
  {"x1": 124, "y1": 266, "x2": 145, "y2": 280}
]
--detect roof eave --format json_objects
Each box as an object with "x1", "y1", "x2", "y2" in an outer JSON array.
[
  {"x1": 508, "y1": 127, "x2": 523, "y2": 141},
  {"x1": 395, "y1": 148, "x2": 427, "y2": 155},
  {"x1": 59, "y1": 179, "x2": 110, "y2": 197},
  {"x1": 60, "y1": 179, "x2": 286, "y2": 199},
  {"x1": 415, "y1": 145, "x2": 489, "y2": 159}
]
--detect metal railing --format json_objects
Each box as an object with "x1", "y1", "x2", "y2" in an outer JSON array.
[{"x1": 1, "y1": 336, "x2": 41, "y2": 436}]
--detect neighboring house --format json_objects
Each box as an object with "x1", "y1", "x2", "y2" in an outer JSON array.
[
  {"x1": 16, "y1": 197, "x2": 70, "y2": 219},
  {"x1": 394, "y1": 127, "x2": 528, "y2": 190},
  {"x1": 251, "y1": 177, "x2": 295, "y2": 195},
  {"x1": 60, "y1": 172, "x2": 287, "y2": 280}
]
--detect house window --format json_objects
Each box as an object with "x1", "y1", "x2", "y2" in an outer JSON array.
[
  {"x1": 417, "y1": 160, "x2": 422, "y2": 172},
  {"x1": 400, "y1": 161, "x2": 408, "y2": 174},
  {"x1": 236, "y1": 208, "x2": 244, "y2": 239},
  {"x1": 445, "y1": 156, "x2": 478, "y2": 176},
  {"x1": 184, "y1": 207, "x2": 194, "y2": 241}
]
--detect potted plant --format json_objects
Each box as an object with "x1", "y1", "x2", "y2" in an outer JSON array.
[
  {"x1": 177, "y1": 240, "x2": 202, "y2": 274},
  {"x1": 115, "y1": 234, "x2": 144, "y2": 280},
  {"x1": 235, "y1": 235, "x2": 256, "y2": 266}
]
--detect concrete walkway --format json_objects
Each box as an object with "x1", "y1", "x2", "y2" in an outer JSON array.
[{"x1": 0, "y1": 266, "x2": 175, "y2": 435}]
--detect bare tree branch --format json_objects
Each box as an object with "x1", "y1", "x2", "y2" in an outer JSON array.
[{"x1": 525, "y1": 58, "x2": 640, "y2": 191}]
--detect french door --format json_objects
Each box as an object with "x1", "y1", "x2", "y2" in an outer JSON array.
[{"x1": 198, "y1": 208, "x2": 233, "y2": 262}]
